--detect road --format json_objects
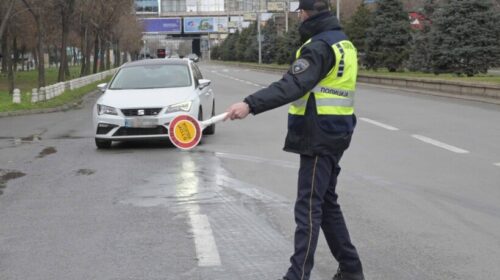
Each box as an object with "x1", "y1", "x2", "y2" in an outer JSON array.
[{"x1": 1, "y1": 63, "x2": 499, "y2": 280}]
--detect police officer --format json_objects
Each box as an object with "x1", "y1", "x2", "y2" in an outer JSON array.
[{"x1": 224, "y1": 0, "x2": 364, "y2": 279}]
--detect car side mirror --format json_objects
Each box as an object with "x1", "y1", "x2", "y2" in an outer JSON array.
[
  {"x1": 198, "y1": 79, "x2": 211, "y2": 89},
  {"x1": 97, "y1": 83, "x2": 108, "y2": 93}
]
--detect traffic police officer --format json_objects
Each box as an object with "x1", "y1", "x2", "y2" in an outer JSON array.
[{"x1": 225, "y1": 0, "x2": 364, "y2": 279}]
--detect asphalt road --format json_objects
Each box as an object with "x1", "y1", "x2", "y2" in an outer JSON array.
[{"x1": 0, "y1": 63, "x2": 499, "y2": 280}]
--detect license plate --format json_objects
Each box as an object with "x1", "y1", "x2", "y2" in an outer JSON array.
[{"x1": 124, "y1": 118, "x2": 158, "y2": 128}]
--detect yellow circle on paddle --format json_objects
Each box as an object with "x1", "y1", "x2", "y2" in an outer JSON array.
[{"x1": 173, "y1": 120, "x2": 197, "y2": 144}]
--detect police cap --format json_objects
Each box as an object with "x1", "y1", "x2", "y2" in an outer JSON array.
[{"x1": 297, "y1": 0, "x2": 330, "y2": 11}]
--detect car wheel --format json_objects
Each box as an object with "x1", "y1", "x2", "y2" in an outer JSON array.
[
  {"x1": 95, "y1": 138, "x2": 112, "y2": 149},
  {"x1": 204, "y1": 100, "x2": 216, "y2": 135}
]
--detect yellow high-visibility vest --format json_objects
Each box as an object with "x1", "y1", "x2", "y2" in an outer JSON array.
[{"x1": 289, "y1": 38, "x2": 358, "y2": 116}]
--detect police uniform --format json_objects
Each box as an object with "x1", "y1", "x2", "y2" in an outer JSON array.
[{"x1": 242, "y1": 9, "x2": 364, "y2": 280}]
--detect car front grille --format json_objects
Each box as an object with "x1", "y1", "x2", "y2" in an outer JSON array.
[
  {"x1": 121, "y1": 108, "x2": 162, "y2": 116},
  {"x1": 113, "y1": 126, "x2": 168, "y2": 136}
]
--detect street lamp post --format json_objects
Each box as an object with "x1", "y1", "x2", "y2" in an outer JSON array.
[
  {"x1": 337, "y1": 0, "x2": 340, "y2": 22},
  {"x1": 257, "y1": 11, "x2": 262, "y2": 64}
]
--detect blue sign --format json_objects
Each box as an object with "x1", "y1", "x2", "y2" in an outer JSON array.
[{"x1": 142, "y1": 18, "x2": 182, "y2": 33}]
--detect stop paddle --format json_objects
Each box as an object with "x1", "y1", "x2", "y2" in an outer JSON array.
[{"x1": 168, "y1": 113, "x2": 227, "y2": 150}]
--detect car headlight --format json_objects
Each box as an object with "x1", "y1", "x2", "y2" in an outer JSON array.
[
  {"x1": 97, "y1": 104, "x2": 118, "y2": 116},
  {"x1": 165, "y1": 101, "x2": 192, "y2": 114}
]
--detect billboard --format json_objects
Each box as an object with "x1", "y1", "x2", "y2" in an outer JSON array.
[
  {"x1": 184, "y1": 17, "x2": 228, "y2": 33},
  {"x1": 142, "y1": 18, "x2": 182, "y2": 33}
]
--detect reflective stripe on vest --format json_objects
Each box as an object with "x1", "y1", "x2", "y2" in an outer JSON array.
[{"x1": 289, "y1": 38, "x2": 357, "y2": 116}]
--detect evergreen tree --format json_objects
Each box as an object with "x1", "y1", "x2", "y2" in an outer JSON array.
[
  {"x1": 236, "y1": 22, "x2": 258, "y2": 62},
  {"x1": 261, "y1": 18, "x2": 278, "y2": 63},
  {"x1": 429, "y1": 0, "x2": 500, "y2": 76},
  {"x1": 365, "y1": 0, "x2": 412, "y2": 71},
  {"x1": 275, "y1": 22, "x2": 301, "y2": 65},
  {"x1": 344, "y1": 4, "x2": 373, "y2": 56},
  {"x1": 406, "y1": 0, "x2": 435, "y2": 72},
  {"x1": 220, "y1": 31, "x2": 239, "y2": 61}
]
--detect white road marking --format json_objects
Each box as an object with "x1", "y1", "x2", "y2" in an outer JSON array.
[
  {"x1": 212, "y1": 71, "x2": 264, "y2": 88},
  {"x1": 189, "y1": 213, "x2": 222, "y2": 267},
  {"x1": 494, "y1": 163, "x2": 500, "y2": 167},
  {"x1": 359, "y1": 117, "x2": 399, "y2": 131},
  {"x1": 412, "y1": 134, "x2": 469, "y2": 154}
]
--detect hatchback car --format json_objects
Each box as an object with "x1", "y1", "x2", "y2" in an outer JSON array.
[{"x1": 93, "y1": 59, "x2": 216, "y2": 149}]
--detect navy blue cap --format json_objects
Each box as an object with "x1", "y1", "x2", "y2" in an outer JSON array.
[{"x1": 297, "y1": 0, "x2": 330, "y2": 11}]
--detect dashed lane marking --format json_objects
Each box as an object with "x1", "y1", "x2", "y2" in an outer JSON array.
[
  {"x1": 494, "y1": 163, "x2": 500, "y2": 167},
  {"x1": 189, "y1": 213, "x2": 222, "y2": 267},
  {"x1": 359, "y1": 117, "x2": 399, "y2": 131},
  {"x1": 412, "y1": 134, "x2": 469, "y2": 154}
]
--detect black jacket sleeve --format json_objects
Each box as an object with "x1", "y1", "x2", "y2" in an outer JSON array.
[{"x1": 243, "y1": 40, "x2": 335, "y2": 115}]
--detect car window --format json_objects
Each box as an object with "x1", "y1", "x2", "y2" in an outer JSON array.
[
  {"x1": 192, "y1": 64, "x2": 203, "y2": 79},
  {"x1": 109, "y1": 64, "x2": 192, "y2": 89},
  {"x1": 190, "y1": 64, "x2": 202, "y2": 87}
]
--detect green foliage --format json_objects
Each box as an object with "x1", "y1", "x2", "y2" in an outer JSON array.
[
  {"x1": 219, "y1": 31, "x2": 239, "y2": 61},
  {"x1": 344, "y1": 4, "x2": 373, "y2": 55},
  {"x1": 365, "y1": 0, "x2": 412, "y2": 72},
  {"x1": 236, "y1": 23, "x2": 258, "y2": 62},
  {"x1": 429, "y1": 0, "x2": 500, "y2": 76},
  {"x1": 261, "y1": 19, "x2": 278, "y2": 63},
  {"x1": 275, "y1": 22, "x2": 302, "y2": 65},
  {"x1": 211, "y1": 21, "x2": 301, "y2": 65}
]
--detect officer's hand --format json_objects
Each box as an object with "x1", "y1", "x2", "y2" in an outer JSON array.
[{"x1": 224, "y1": 102, "x2": 250, "y2": 121}]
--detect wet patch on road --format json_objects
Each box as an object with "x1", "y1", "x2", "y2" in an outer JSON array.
[
  {"x1": 36, "y1": 147, "x2": 57, "y2": 158},
  {"x1": 0, "y1": 169, "x2": 26, "y2": 196},
  {"x1": 76, "y1": 169, "x2": 96, "y2": 176}
]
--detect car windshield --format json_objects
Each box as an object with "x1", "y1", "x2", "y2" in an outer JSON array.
[{"x1": 109, "y1": 64, "x2": 192, "y2": 89}]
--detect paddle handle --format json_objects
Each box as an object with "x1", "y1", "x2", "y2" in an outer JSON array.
[{"x1": 200, "y1": 113, "x2": 228, "y2": 128}]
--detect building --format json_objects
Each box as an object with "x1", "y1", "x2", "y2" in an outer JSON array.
[{"x1": 134, "y1": 0, "x2": 293, "y2": 59}]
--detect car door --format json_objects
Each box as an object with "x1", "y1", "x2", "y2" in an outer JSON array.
[{"x1": 192, "y1": 63, "x2": 213, "y2": 120}]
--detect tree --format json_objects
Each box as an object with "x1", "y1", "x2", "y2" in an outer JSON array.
[
  {"x1": 219, "y1": 31, "x2": 239, "y2": 61},
  {"x1": 53, "y1": 0, "x2": 75, "y2": 82},
  {"x1": 344, "y1": 3, "x2": 373, "y2": 60},
  {"x1": 0, "y1": 0, "x2": 16, "y2": 41},
  {"x1": 365, "y1": 0, "x2": 412, "y2": 71},
  {"x1": 236, "y1": 22, "x2": 257, "y2": 62},
  {"x1": 275, "y1": 21, "x2": 301, "y2": 65},
  {"x1": 261, "y1": 18, "x2": 278, "y2": 63},
  {"x1": 429, "y1": 0, "x2": 500, "y2": 76},
  {"x1": 406, "y1": 0, "x2": 435, "y2": 72},
  {"x1": 21, "y1": 0, "x2": 50, "y2": 87}
]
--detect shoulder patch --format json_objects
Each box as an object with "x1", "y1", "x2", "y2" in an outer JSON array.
[{"x1": 291, "y1": 59, "x2": 310, "y2": 75}]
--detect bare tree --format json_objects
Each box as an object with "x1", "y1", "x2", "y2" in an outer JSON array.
[
  {"x1": 53, "y1": 0, "x2": 76, "y2": 81},
  {"x1": 21, "y1": 0, "x2": 48, "y2": 87},
  {"x1": 0, "y1": 0, "x2": 16, "y2": 41}
]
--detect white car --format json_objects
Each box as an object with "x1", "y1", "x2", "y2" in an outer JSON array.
[{"x1": 93, "y1": 59, "x2": 216, "y2": 149}]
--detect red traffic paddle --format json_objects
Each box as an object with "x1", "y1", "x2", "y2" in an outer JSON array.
[{"x1": 168, "y1": 113, "x2": 227, "y2": 150}]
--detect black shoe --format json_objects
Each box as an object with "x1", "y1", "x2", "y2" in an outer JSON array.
[{"x1": 333, "y1": 268, "x2": 365, "y2": 280}]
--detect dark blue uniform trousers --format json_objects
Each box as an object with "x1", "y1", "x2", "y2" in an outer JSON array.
[{"x1": 285, "y1": 153, "x2": 363, "y2": 280}]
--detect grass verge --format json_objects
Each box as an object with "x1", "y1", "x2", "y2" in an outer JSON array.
[
  {"x1": 0, "y1": 66, "x2": 82, "y2": 93},
  {"x1": 0, "y1": 80, "x2": 107, "y2": 113}
]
